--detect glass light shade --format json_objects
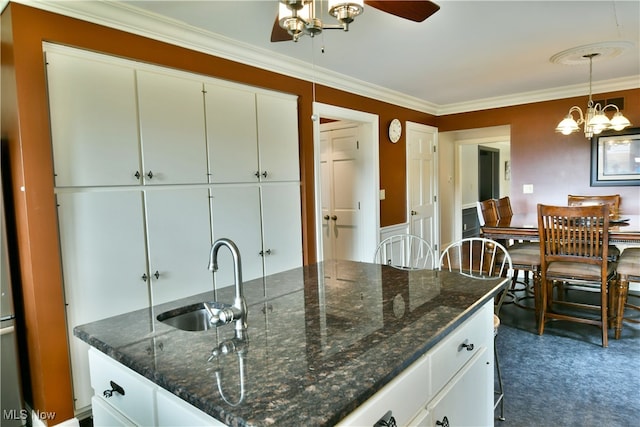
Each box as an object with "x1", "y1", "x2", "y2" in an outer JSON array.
[
  {"x1": 610, "y1": 111, "x2": 631, "y2": 131},
  {"x1": 556, "y1": 115, "x2": 579, "y2": 135}
]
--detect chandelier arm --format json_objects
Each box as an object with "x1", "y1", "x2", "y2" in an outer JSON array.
[{"x1": 568, "y1": 106, "x2": 585, "y2": 125}]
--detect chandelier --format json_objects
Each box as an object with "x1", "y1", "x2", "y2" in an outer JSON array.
[
  {"x1": 278, "y1": 0, "x2": 364, "y2": 42},
  {"x1": 555, "y1": 52, "x2": 631, "y2": 138}
]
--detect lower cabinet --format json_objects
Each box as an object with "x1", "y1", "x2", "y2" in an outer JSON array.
[
  {"x1": 337, "y1": 302, "x2": 493, "y2": 426},
  {"x1": 88, "y1": 348, "x2": 224, "y2": 427}
]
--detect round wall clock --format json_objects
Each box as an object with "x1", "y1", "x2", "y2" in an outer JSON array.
[{"x1": 388, "y1": 118, "x2": 402, "y2": 143}]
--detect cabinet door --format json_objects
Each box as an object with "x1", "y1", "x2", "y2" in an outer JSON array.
[
  {"x1": 205, "y1": 83, "x2": 259, "y2": 183},
  {"x1": 91, "y1": 396, "x2": 135, "y2": 427},
  {"x1": 144, "y1": 188, "x2": 214, "y2": 305},
  {"x1": 137, "y1": 70, "x2": 208, "y2": 184},
  {"x1": 46, "y1": 51, "x2": 140, "y2": 187},
  {"x1": 156, "y1": 387, "x2": 225, "y2": 427},
  {"x1": 260, "y1": 183, "x2": 303, "y2": 276},
  {"x1": 210, "y1": 185, "x2": 264, "y2": 287},
  {"x1": 57, "y1": 190, "x2": 149, "y2": 411},
  {"x1": 256, "y1": 93, "x2": 300, "y2": 182},
  {"x1": 427, "y1": 347, "x2": 493, "y2": 427}
]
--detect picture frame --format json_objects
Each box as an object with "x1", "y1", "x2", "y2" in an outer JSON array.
[{"x1": 591, "y1": 127, "x2": 640, "y2": 186}]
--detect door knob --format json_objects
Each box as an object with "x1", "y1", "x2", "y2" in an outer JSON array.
[
  {"x1": 331, "y1": 215, "x2": 337, "y2": 221},
  {"x1": 323, "y1": 215, "x2": 330, "y2": 220}
]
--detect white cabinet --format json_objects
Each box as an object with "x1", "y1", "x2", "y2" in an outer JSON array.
[
  {"x1": 46, "y1": 51, "x2": 140, "y2": 187},
  {"x1": 338, "y1": 302, "x2": 494, "y2": 427},
  {"x1": 88, "y1": 348, "x2": 225, "y2": 427},
  {"x1": 144, "y1": 188, "x2": 214, "y2": 305},
  {"x1": 47, "y1": 51, "x2": 209, "y2": 187},
  {"x1": 57, "y1": 188, "x2": 214, "y2": 410},
  {"x1": 210, "y1": 183, "x2": 302, "y2": 288},
  {"x1": 137, "y1": 70, "x2": 208, "y2": 185},
  {"x1": 205, "y1": 84, "x2": 299, "y2": 183}
]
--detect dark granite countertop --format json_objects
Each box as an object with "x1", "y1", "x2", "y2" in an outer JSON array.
[{"x1": 74, "y1": 260, "x2": 506, "y2": 426}]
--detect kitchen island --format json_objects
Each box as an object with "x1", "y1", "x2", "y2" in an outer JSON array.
[{"x1": 74, "y1": 260, "x2": 507, "y2": 426}]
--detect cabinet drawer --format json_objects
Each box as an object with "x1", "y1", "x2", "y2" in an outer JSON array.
[
  {"x1": 88, "y1": 348, "x2": 156, "y2": 426},
  {"x1": 91, "y1": 395, "x2": 134, "y2": 427},
  {"x1": 430, "y1": 303, "x2": 492, "y2": 396},
  {"x1": 336, "y1": 351, "x2": 431, "y2": 427},
  {"x1": 156, "y1": 387, "x2": 225, "y2": 427}
]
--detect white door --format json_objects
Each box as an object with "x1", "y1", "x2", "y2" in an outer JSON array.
[
  {"x1": 56, "y1": 190, "x2": 149, "y2": 411},
  {"x1": 406, "y1": 123, "x2": 439, "y2": 252},
  {"x1": 144, "y1": 188, "x2": 214, "y2": 305},
  {"x1": 320, "y1": 123, "x2": 362, "y2": 261}
]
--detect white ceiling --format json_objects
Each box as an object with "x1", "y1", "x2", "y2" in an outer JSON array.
[{"x1": 18, "y1": 0, "x2": 640, "y2": 114}]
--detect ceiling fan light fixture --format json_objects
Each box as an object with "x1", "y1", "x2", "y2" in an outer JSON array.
[{"x1": 328, "y1": 0, "x2": 364, "y2": 26}]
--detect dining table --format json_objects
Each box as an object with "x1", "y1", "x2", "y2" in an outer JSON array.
[{"x1": 481, "y1": 212, "x2": 640, "y2": 341}]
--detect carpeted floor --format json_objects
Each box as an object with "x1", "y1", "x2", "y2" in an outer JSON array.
[{"x1": 495, "y1": 285, "x2": 640, "y2": 427}]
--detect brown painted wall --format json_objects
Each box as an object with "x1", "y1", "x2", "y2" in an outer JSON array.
[{"x1": 436, "y1": 92, "x2": 640, "y2": 214}]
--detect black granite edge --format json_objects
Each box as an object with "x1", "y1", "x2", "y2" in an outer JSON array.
[{"x1": 325, "y1": 278, "x2": 508, "y2": 425}]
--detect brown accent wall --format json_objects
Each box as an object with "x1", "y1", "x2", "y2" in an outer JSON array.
[
  {"x1": 436, "y1": 92, "x2": 640, "y2": 213},
  {"x1": 0, "y1": 3, "x2": 435, "y2": 420}
]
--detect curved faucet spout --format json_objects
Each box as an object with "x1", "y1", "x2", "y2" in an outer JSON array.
[{"x1": 208, "y1": 238, "x2": 247, "y2": 331}]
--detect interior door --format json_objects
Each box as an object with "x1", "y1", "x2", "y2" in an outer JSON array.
[
  {"x1": 406, "y1": 123, "x2": 439, "y2": 251},
  {"x1": 320, "y1": 123, "x2": 362, "y2": 261},
  {"x1": 478, "y1": 147, "x2": 500, "y2": 201}
]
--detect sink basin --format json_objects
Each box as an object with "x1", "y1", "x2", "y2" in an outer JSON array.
[{"x1": 157, "y1": 302, "x2": 229, "y2": 332}]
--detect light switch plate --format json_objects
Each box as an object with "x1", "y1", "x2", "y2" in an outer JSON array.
[
  {"x1": 523, "y1": 184, "x2": 534, "y2": 194},
  {"x1": 379, "y1": 189, "x2": 386, "y2": 200}
]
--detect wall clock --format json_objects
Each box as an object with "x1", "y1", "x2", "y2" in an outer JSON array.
[{"x1": 388, "y1": 118, "x2": 402, "y2": 143}]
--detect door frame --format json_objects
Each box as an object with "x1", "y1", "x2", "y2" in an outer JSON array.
[{"x1": 312, "y1": 102, "x2": 379, "y2": 262}]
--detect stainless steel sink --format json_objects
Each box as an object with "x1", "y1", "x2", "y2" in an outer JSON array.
[{"x1": 157, "y1": 302, "x2": 229, "y2": 332}]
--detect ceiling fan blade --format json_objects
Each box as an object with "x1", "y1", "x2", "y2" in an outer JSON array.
[
  {"x1": 365, "y1": 0, "x2": 440, "y2": 22},
  {"x1": 271, "y1": 16, "x2": 291, "y2": 42}
]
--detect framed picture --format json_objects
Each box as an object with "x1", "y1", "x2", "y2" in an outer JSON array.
[{"x1": 591, "y1": 127, "x2": 640, "y2": 186}]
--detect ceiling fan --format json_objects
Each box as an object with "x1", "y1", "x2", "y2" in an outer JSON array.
[{"x1": 272, "y1": 0, "x2": 440, "y2": 42}]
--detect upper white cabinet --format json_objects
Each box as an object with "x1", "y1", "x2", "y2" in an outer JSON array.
[
  {"x1": 256, "y1": 93, "x2": 300, "y2": 182},
  {"x1": 205, "y1": 84, "x2": 300, "y2": 183},
  {"x1": 205, "y1": 84, "x2": 259, "y2": 183},
  {"x1": 137, "y1": 71, "x2": 208, "y2": 185},
  {"x1": 46, "y1": 51, "x2": 140, "y2": 187},
  {"x1": 47, "y1": 52, "x2": 209, "y2": 187}
]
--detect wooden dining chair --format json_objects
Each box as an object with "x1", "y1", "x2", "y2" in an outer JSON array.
[
  {"x1": 373, "y1": 234, "x2": 435, "y2": 270},
  {"x1": 477, "y1": 199, "x2": 498, "y2": 226},
  {"x1": 614, "y1": 247, "x2": 640, "y2": 339},
  {"x1": 537, "y1": 204, "x2": 617, "y2": 347},
  {"x1": 494, "y1": 196, "x2": 513, "y2": 220},
  {"x1": 568, "y1": 194, "x2": 621, "y2": 261},
  {"x1": 439, "y1": 237, "x2": 512, "y2": 421}
]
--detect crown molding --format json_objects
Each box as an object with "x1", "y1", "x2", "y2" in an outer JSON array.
[{"x1": 12, "y1": 1, "x2": 640, "y2": 117}]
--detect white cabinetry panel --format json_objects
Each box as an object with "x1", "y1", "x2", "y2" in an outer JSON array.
[
  {"x1": 137, "y1": 70, "x2": 208, "y2": 184},
  {"x1": 260, "y1": 183, "x2": 303, "y2": 276},
  {"x1": 144, "y1": 188, "x2": 214, "y2": 305},
  {"x1": 205, "y1": 84, "x2": 258, "y2": 183},
  {"x1": 57, "y1": 190, "x2": 149, "y2": 410},
  {"x1": 46, "y1": 51, "x2": 140, "y2": 187},
  {"x1": 256, "y1": 93, "x2": 300, "y2": 182},
  {"x1": 211, "y1": 185, "x2": 264, "y2": 287}
]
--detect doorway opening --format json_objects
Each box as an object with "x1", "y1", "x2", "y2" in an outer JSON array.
[
  {"x1": 478, "y1": 146, "x2": 500, "y2": 201},
  {"x1": 312, "y1": 103, "x2": 379, "y2": 263}
]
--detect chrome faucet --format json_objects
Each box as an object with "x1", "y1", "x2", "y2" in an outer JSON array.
[{"x1": 205, "y1": 238, "x2": 248, "y2": 332}]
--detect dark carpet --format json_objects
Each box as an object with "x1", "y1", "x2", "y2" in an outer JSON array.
[{"x1": 495, "y1": 286, "x2": 640, "y2": 427}]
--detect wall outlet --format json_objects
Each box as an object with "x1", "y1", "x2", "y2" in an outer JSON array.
[{"x1": 523, "y1": 184, "x2": 534, "y2": 194}]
